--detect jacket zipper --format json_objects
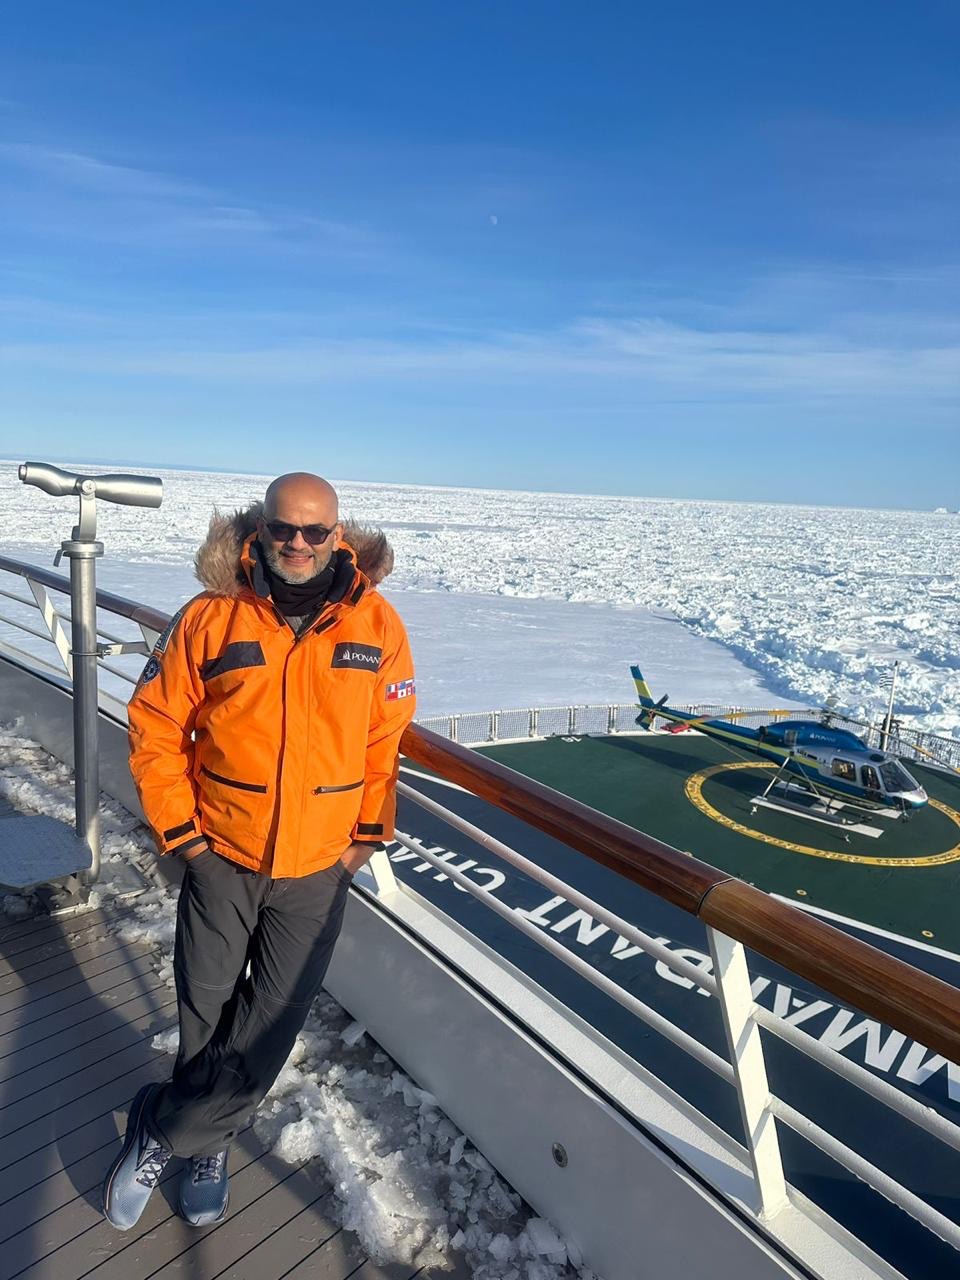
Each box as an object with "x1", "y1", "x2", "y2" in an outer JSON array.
[
  {"x1": 312, "y1": 780, "x2": 364, "y2": 795},
  {"x1": 296, "y1": 606, "x2": 340, "y2": 643},
  {"x1": 201, "y1": 765, "x2": 267, "y2": 793},
  {"x1": 270, "y1": 600, "x2": 351, "y2": 862}
]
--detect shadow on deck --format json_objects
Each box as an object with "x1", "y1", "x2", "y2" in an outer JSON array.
[{"x1": 0, "y1": 905, "x2": 465, "y2": 1280}]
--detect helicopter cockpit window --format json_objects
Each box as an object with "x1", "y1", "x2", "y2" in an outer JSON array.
[
  {"x1": 831, "y1": 758, "x2": 856, "y2": 781},
  {"x1": 880, "y1": 761, "x2": 913, "y2": 793},
  {"x1": 861, "y1": 765, "x2": 881, "y2": 791}
]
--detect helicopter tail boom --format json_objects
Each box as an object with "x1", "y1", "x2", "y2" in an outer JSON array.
[{"x1": 631, "y1": 666, "x2": 673, "y2": 729}]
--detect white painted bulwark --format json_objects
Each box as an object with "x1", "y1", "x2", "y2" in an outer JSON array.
[{"x1": 326, "y1": 890, "x2": 898, "y2": 1280}]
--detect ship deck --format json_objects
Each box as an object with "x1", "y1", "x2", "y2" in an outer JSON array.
[
  {"x1": 478, "y1": 730, "x2": 960, "y2": 954},
  {"x1": 0, "y1": 886, "x2": 458, "y2": 1280}
]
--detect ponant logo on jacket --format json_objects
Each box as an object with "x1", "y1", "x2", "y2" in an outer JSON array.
[{"x1": 331, "y1": 642, "x2": 383, "y2": 670}]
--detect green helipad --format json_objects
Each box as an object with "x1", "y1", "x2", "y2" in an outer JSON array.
[{"x1": 479, "y1": 731, "x2": 960, "y2": 953}]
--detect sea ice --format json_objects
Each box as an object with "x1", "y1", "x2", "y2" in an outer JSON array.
[{"x1": 3, "y1": 460, "x2": 956, "y2": 738}]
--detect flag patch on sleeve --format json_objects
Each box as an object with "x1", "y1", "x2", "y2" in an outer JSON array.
[{"x1": 385, "y1": 678, "x2": 415, "y2": 701}]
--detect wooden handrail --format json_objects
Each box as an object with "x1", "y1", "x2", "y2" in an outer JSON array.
[
  {"x1": 700, "y1": 880, "x2": 960, "y2": 1065},
  {"x1": 401, "y1": 723, "x2": 960, "y2": 1066},
  {"x1": 3, "y1": 553, "x2": 959, "y2": 1067},
  {"x1": 402, "y1": 722, "x2": 729, "y2": 915}
]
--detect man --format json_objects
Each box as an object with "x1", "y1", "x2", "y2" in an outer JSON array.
[{"x1": 103, "y1": 472, "x2": 415, "y2": 1230}]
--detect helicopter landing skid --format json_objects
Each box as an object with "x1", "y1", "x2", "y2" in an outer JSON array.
[
  {"x1": 772, "y1": 778, "x2": 902, "y2": 821},
  {"x1": 748, "y1": 792, "x2": 885, "y2": 840},
  {"x1": 748, "y1": 759, "x2": 885, "y2": 840}
]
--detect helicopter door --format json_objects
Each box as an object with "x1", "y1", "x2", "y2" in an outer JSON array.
[
  {"x1": 831, "y1": 758, "x2": 857, "y2": 782},
  {"x1": 861, "y1": 764, "x2": 882, "y2": 794}
]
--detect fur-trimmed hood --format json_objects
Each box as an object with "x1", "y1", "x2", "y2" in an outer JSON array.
[{"x1": 194, "y1": 502, "x2": 395, "y2": 597}]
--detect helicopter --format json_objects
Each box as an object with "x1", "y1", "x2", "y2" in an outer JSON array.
[{"x1": 630, "y1": 665, "x2": 928, "y2": 814}]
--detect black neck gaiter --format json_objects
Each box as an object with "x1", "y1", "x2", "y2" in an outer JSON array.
[{"x1": 262, "y1": 556, "x2": 336, "y2": 618}]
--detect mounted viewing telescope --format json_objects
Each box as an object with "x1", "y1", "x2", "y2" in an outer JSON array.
[
  {"x1": 18, "y1": 461, "x2": 163, "y2": 890},
  {"x1": 18, "y1": 462, "x2": 163, "y2": 509}
]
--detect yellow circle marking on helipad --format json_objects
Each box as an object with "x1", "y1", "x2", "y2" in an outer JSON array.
[{"x1": 685, "y1": 761, "x2": 960, "y2": 866}]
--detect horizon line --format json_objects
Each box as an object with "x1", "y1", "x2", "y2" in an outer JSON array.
[{"x1": 0, "y1": 454, "x2": 956, "y2": 518}]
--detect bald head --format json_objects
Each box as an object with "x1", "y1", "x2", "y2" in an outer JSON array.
[
  {"x1": 258, "y1": 472, "x2": 343, "y2": 584},
  {"x1": 263, "y1": 472, "x2": 339, "y2": 524}
]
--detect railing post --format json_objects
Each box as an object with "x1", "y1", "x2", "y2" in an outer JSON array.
[
  {"x1": 17, "y1": 462, "x2": 163, "y2": 889},
  {"x1": 139, "y1": 622, "x2": 161, "y2": 650},
  {"x1": 706, "y1": 926, "x2": 788, "y2": 1220},
  {"x1": 491, "y1": 710, "x2": 500, "y2": 741},
  {"x1": 530, "y1": 707, "x2": 539, "y2": 737},
  {"x1": 27, "y1": 579, "x2": 73, "y2": 676},
  {"x1": 607, "y1": 704, "x2": 616, "y2": 734},
  {"x1": 567, "y1": 706, "x2": 575, "y2": 734},
  {"x1": 61, "y1": 523, "x2": 105, "y2": 884},
  {"x1": 451, "y1": 715, "x2": 460, "y2": 744},
  {"x1": 366, "y1": 846, "x2": 398, "y2": 895}
]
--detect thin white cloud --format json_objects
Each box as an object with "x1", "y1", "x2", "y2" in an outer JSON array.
[
  {"x1": 2, "y1": 317, "x2": 957, "y2": 401},
  {"x1": 0, "y1": 142, "x2": 201, "y2": 199},
  {"x1": 0, "y1": 141, "x2": 376, "y2": 252}
]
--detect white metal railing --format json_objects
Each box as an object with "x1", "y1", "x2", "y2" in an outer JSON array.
[
  {"x1": 417, "y1": 702, "x2": 960, "y2": 773},
  {"x1": 0, "y1": 574, "x2": 152, "y2": 685},
  {"x1": 0, "y1": 569, "x2": 157, "y2": 707},
  {"x1": 391, "y1": 777, "x2": 960, "y2": 1246}
]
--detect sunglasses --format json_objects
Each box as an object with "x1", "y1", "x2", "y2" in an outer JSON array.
[{"x1": 263, "y1": 520, "x2": 337, "y2": 546}]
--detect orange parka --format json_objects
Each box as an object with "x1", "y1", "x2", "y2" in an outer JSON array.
[{"x1": 128, "y1": 523, "x2": 415, "y2": 878}]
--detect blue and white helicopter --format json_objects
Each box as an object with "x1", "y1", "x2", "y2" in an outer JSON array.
[{"x1": 630, "y1": 665, "x2": 928, "y2": 817}]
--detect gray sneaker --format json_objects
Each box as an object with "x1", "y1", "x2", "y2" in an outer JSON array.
[
  {"x1": 179, "y1": 1149, "x2": 229, "y2": 1226},
  {"x1": 102, "y1": 1084, "x2": 173, "y2": 1230}
]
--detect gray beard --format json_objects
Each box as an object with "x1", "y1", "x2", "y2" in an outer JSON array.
[{"x1": 262, "y1": 542, "x2": 331, "y2": 584}]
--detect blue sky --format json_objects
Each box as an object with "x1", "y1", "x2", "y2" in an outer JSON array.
[{"x1": 1, "y1": 2, "x2": 957, "y2": 507}]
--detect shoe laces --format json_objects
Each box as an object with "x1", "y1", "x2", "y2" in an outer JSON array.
[
  {"x1": 192, "y1": 1151, "x2": 226, "y2": 1184},
  {"x1": 136, "y1": 1142, "x2": 172, "y2": 1189}
]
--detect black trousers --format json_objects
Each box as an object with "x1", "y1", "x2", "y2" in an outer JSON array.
[{"x1": 146, "y1": 849, "x2": 351, "y2": 1157}]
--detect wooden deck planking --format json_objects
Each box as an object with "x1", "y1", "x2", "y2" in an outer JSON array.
[
  {"x1": 142, "y1": 1160, "x2": 338, "y2": 1279},
  {"x1": 0, "y1": 904, "x2": 446, "y2": 1280},
  {"x1": 0, "y1": 1029, "x2": 177, "y2": 1140},
  {"x1": 0, "y1": 940, "x2": 158, "y2": 1017},
  {"x1": 0, "y1": 953, "x2": 161, "y2": 1038},
  {"x1": 0, "y1": 1002, "x2": 178, "y2": 1109},
  {"x1": 0, "y1": 933, "x2": 159, "y2": 999},
  {"x1": 210, "y1": 1198, "x2": 348, "y2": 1280},
  {"x1": 0, "y1": 1057, "x2": 169, "y2": 1171},
  {"x1": 0, "y1": 907, "x2": 136, "y2": 955},
  {"x1": 0, "y1": 986, "x2": 174, "y2": 1075},
  {"x1": 0, "y1": 1095, "x2": 161, "y2": 1203},
  {"x1": 0, "y1": 915, "x2": 134, "y2": 977},
  {"x1": 0, "y1": 967, "x2": 169, "y2": 1049}
]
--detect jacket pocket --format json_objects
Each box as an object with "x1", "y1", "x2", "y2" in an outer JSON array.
[{"x1": 198, "y1": 765, "x2": 270, "y2": 854}]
